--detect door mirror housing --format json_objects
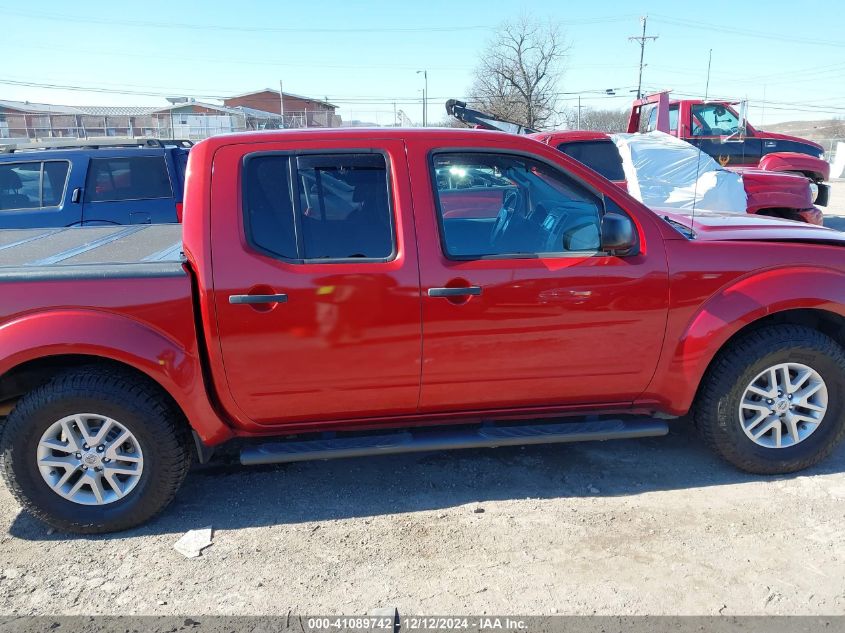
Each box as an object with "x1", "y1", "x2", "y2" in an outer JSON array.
[{"x1": 601, "y1": 213, "x2": 638, "y2": 256}]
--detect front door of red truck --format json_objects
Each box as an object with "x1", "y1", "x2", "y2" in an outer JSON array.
[
  {"x1": 209, "y1": 139, "x2": 422, "y2": 425},
  {"x1": 409, "y1": 141, "x2": 670, "y2": 413}
]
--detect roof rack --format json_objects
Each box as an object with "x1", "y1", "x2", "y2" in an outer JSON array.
[
  {"x1": 0, "y1": 137, "x2": 167, "y2": 153},
  {"x1": 158, "y1": 139, "x2": 194, "y2": 148}
]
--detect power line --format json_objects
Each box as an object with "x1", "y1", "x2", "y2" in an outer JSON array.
[
  {"x1": 650, "y1": 14, "x2": 845, "y2": 49},
  {"x1": 0, "y1": 8, "x2": 638, "y2": 35},
  {"x1": 0, "y1": 77, "x2": 639, "y2": 104},
  {"x1": 0, "y1": 8, "x2": 495, "y2": 33}
]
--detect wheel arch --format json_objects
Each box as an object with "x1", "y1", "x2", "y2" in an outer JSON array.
[
  {"x1": 0, "y1": 310, "x2": 233, "y2": 446},
  {"x1": 645, "y1": 267, "x2": 845, "y2": 415}
]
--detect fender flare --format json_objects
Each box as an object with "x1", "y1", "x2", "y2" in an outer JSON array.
[
  {"x1": 646, "y1": 266, "x2": 845, "y2": 414},
  {"x1": 758, "y1": 152, "x2": 830, "y2": 182},
  {"x1": 0, "y1": 309, "x2": 233, "y2": 445}
]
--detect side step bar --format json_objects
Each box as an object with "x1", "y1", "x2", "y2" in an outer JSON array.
[{"x1": 240, "y1": 418, "x2": 668, "y2": 466}]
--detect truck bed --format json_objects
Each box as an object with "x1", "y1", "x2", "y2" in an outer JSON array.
[{"x1": 0, "y1": 225, "x2": 184, "y2": 280}]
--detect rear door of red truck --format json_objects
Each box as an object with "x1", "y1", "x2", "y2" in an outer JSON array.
[{"x1": 207, "y1": 138, "x2": 423, "y2": 425}]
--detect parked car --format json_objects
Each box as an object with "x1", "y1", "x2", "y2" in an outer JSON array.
[
  {"x1": 0, "y1": 138, "x2": 190, "y2": 228},
  {"x1": 2, "y1": 128, "x2": 845, "y2": 534}
]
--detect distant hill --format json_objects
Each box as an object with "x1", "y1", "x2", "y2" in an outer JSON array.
[{"x1": 760, "y1": 119, "x2": 844, "y2": 140}]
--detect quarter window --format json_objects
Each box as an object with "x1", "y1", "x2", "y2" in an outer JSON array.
[
  {"x1": 0, "y1": 161, "x2": 70, "y2": 211},
  {"x1": 432, "y1": 153, "x2": 602, "y2": 259},
  {"x1": 243, "y1": 153, "x2": 395, "y2": 262},
  {"x1": 84, "y1": 156, "x2": 172, "y2": 202}
]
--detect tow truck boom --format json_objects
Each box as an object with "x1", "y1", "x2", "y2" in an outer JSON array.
[{"x1": 445, "y1": 99, "x2": 537, "y2": 135}]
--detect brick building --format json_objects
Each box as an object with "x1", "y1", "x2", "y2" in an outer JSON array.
[{"x1": 223, "y1": 89, "x2": 340, "y2": 128}]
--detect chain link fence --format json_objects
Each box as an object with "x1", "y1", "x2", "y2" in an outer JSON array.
[{"x1": 0, "y1": 110, "x2": 340, "y2": 141}]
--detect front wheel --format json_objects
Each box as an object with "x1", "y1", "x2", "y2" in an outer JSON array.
[
  {"x1": 0, "y1": 367, "x2": 191, "y2": 533},
  {"x1": 695, "y1": 325, "x2": 845, "y2": 474}
]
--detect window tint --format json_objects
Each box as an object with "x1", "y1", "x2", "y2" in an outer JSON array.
[
  {"x1": 42, "y1": 161, "x2": 70, "y2": 206},
  {"x1": 84, "y1": 156, "x2": 172, "y2": 202},
  {"x1": 690, "y1": 104, "x2": 739, "y2": 136},
  {"x1": 0, "y1": 161, "x2": 69, "y2": 211},
  {"x1": 432, "y1": 153, "x2": 602, "y2": 259},
  {"x1": 243, "y1": 153, "x2": 394, "y2": 261},
  {"x1": 557, "y1": 140, "x2": 625, "y2": 181},
  {"x1": 244, "y1": 155, "x2": 298, "y2": 259}
]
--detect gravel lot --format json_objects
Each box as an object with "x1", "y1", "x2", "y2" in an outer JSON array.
[
  {"x1": 1, "y1": 181, "x2": 845, "y2": 617},
  {"x1": 2, "y1": 422, "x2": 845, "y2": 616}
]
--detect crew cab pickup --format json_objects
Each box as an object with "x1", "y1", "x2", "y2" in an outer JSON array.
[
  {"x1": 2, "y1": 128, "x2": 845, "y2": 534},
  {"x1": 0, "y1": 138, "x2": 190, "y2": 228}
]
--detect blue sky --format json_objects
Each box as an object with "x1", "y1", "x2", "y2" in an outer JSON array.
[{"x1": 2, "y1": 0, "x2": 844, "y2": 126}]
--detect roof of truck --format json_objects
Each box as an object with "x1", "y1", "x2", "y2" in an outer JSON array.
[{"x1": 192, "y1": 126, "x2": 527, "y2": 149}]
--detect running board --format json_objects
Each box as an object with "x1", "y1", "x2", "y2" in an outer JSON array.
[{"x1": 240, "y1": 418, "x2": 668, "y2": 466}]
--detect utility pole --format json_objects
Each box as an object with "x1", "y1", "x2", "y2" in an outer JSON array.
[{"x1": 629, "y1": 16, "x2": 658, "y2": 99}]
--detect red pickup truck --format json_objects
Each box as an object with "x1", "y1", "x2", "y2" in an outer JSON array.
[{"x1": 2, "y1": 128, "x2": 845, "y2": 534}]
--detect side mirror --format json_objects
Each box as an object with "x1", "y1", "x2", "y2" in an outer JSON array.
[
  {"x1": 723, "y1": 101, "x2": 749, "y2": 144},
  {"x1": 737, "y1": 100, "x2": 749, "y2": 138},
  {"x1": 601, "y1": 213, "x2": 638, "y2": 256}
]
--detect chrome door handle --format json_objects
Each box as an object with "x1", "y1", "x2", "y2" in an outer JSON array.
[
  {"x1": 229, "y1": 294, "x2": 288, "y2": 305},
  {"x1": 428, "y1": 286, "x2": 482, "y2": 298}
]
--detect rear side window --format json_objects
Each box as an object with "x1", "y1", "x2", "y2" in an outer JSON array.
[
  {"x1": 84, "y1": 156, "x2": 172, "y2": 202},
  {"x1": 244, "y1": 155, "x2": 297, "y2": 259},
  {"x1": 243, "y1": 153, "x2": 394, "y2": 261},
  {"x1": 557, "y1": 141, "x2": 625, "y2": 182},
  {"x1": 0, "y1": 160, "x2": 70, "y2": 211}
]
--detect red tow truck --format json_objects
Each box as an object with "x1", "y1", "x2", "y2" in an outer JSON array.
[
  {"x1": 628, "y1": 91, "x2": 831, "y2": 206},
  {"x1": 2, "y1": 128, "x2": 845, "y2": 533}
]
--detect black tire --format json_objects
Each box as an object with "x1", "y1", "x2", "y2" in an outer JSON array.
[
  {"x1": 0, "y1": 366, "x2": 190, "y2": 534},
  {"x1": 695, "y1": 324, "x2": 845, "y2": 474}
]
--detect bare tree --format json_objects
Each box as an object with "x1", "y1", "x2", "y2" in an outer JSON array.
[
  {"x1": 576, "y1": 107, "x2": 630, "y2": 132},
  {"x1": 468, "y1": 15, "x2": 569, "y2": 130}
]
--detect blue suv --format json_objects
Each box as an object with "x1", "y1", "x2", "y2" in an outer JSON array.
[{"x1": 0, "y1": 138, "x2": 190, "y2": 228}]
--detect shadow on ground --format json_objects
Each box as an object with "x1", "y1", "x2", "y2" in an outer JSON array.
[{"x1": 7, "y1": 419, "x2": 845, "y2": 541}]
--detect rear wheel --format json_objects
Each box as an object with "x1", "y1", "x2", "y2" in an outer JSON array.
[
  {"x1": 695, "y1": 325, "x2": 845, "y2": 474},
  {"x1": 0, "y1": 367, "x2": 190, "y2": 533}
]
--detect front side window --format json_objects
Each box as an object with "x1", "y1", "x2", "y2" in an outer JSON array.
[
  {"x1": 432, "y1": 153, "x2": 602, "y2": 259},
  {"x1": 0, "y1": 161, "x2": 70, "y2": 211},
  {"x1": 691, "y1": 104, "x2": 739, "y2": 136},
  {"x1": 557, "y1": 140, "x2": 625, "y2": 182},
  {"x1": 243, "y1": 153, "x2": 394, "y2": 262},
  {"x1": 84, "y1": 156, "x2": 172, "y2": 202}
]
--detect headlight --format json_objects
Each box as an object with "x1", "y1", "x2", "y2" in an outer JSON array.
[{"x1": 809, "y1": 182, "x2": 819, "y2": 201}]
